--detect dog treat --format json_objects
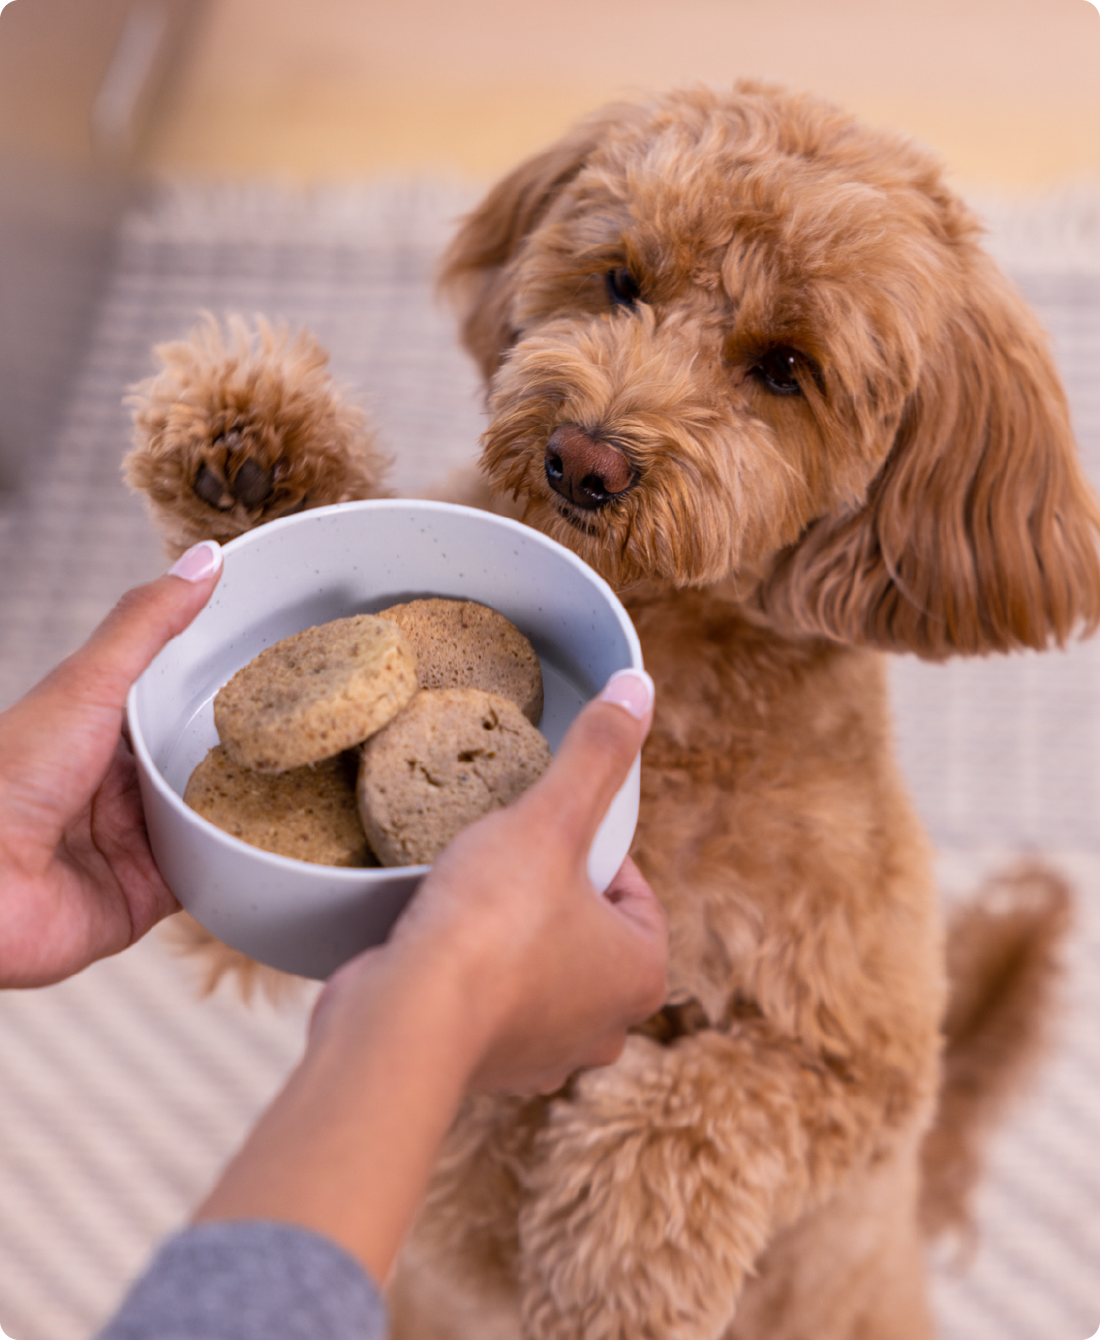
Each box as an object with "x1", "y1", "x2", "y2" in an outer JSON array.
[
  {"x1": 214, "y1": 613, "x2": 418, "y2": 772},
  {"x1": 193, "y1": 601, "x2": 550, "y2": 866},
  {"x1": 184, "y1": 746, "x2": 373, "y2": 867},
  {"x1": 357, "y1": 688, "x2": 552, "y2": 867},
  {"x1": 376, "y1": 597, "x2": 544, "y2": 724}
]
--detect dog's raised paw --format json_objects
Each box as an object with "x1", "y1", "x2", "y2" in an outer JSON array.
[{"x1": 124, "y1": 314, "x2": 391, "y2": 557}]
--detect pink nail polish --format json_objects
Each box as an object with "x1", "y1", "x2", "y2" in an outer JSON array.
[
  {"x1": 168, "y1": 540, "x2": 223, "y2": 583},
  {"x1": 597, "y1": 668, "x2": 655, "y2": 719}
]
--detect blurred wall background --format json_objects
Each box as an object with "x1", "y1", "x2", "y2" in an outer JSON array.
[
  {"x1": 0, "y1": 0, "x2": 203, "y2": 492},
  {"x1": 146, "y1": 0, "x2": 1100, "y2": 185}
]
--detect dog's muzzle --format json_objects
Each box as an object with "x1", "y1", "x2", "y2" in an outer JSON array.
[{"x1": 544, "y1": 424, "x2": 635, "y2": 511}]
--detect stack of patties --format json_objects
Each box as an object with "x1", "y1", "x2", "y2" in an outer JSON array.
[{"x1": 184, "y1": 600, "x2": 550, "y2": 867}]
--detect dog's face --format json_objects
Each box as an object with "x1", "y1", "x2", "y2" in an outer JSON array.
[
  {"x1": 470, "y1": 91, "x2": 943, "y2": 588},
  {"x1": 444, "y1": 85, "x2": 1100, "y2": 659}
]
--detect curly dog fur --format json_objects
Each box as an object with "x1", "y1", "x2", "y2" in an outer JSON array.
[
  {"x1": 125, "y1": 83, "x2": 1097, "y2": 1339},
  {"x1": 126, "y1": 314, "x2": 388, "y2": 558}
]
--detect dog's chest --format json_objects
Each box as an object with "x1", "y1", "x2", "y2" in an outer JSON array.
[
  {"x1": 627, "y1": 588, "x2": 892, "y2": 797},
  {"x1": 624, "y1": 588, "x2": 916, "y2": 1016}
]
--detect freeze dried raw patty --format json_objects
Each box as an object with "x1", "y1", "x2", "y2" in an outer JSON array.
[
  {"x1": 358, "y1": 688, "x2": 553, "y2": 866},
  {"x1": 184, "y1": 746, "x2": 373, "y2": 866},
  {"x1": 214, "y1": 614, "x2": 417, "y2": 772},
  {"x1": 376, "y1": 598, "x2": 543, "y2": 724}
]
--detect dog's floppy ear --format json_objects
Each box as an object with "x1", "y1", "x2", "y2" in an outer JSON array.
[
  {"x1": 440, "y1": 103, "x2": 645, "y2": 381},
  {"x1": 764, "y1": 255, "x2": 1100, "y2": 658}
]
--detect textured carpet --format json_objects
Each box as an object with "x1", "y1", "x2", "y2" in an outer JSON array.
[{"x1": 0, "y1": 180, "x2": 1099, "y2": 1339}]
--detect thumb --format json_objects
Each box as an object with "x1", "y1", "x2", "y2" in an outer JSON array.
[
  {"x1": 520, "y1": 668, "x2": 654, "y2": 855},
  {"x1": 31, "y1": 541, "x2": 223, "y2": 721},
  {"x1": 0, "y1": 541, "x2": 224, "y2": 847}
]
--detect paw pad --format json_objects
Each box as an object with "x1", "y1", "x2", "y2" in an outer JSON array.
[{"x1": 193, "y1": 432, "x2": 278, "y2": 512}]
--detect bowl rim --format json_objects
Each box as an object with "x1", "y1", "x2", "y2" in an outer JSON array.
[{"x1": 126, "y1": 497, "x2": 644, "y2": 883}]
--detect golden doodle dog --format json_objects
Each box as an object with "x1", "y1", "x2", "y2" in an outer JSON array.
[{"x1": 126, "y1": 83, "x2": 1098, "y2": 1339}]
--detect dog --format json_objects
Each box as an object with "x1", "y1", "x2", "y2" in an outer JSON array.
[{"x1": 125, "y1": 82, "x2": 1098, "y2": 1339}]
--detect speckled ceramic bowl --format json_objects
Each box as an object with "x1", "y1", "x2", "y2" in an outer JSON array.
[{"x1": 127, "y1": 500, "x2": 644, "y2": 979}]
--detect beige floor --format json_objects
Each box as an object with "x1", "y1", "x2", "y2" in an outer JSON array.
[{"x1": 142, "y1": 0, "x2": 1100, "y2": 189}]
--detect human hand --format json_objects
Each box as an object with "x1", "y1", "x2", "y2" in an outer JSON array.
[
  {"x1": 197, "y1": 668, "x2": 665, "y2": 1281},
  {"x1": 316, "y1": 668, "x2": 667, "y2": 1095},
  {"x1": 0, "y1": 541, "x2": 223, "y2": 988}
]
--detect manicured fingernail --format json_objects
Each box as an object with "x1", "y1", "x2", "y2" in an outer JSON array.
[
  {"x1": 597, "y1": 668, "x2": 655, "y2": 719},
  {"x1": 168, "y1": 540, "x2": 223, "y2": 582}
]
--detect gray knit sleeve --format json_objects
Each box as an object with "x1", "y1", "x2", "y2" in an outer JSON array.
[{"x1": 97, "y1": 1220, "x2": 388, "y2": 1340}]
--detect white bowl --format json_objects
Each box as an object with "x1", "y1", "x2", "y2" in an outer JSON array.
[{"x1": 127, "y1": 500, "x2": 644, "y2": 979}]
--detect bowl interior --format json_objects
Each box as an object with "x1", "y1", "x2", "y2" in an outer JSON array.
[{"x1": 136, "y1": 500, "x2": 640, "y2": 799}]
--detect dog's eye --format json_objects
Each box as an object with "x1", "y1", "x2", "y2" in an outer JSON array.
[
  {"x1": 605, "y1": 267, "x2": 641, "y2": 309},
  {"x1": 752, "y1": 347, "x2": 807, "y2": 397}
]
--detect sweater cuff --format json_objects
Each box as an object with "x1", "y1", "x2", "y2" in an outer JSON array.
[{"x1": 97, "y1": 1220, "x2": 387, "y2": 1340}]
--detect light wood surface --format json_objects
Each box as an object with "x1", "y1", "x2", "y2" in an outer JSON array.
[{"x1": 141, "y1": 0, "x2": 1100, "y2": 187}]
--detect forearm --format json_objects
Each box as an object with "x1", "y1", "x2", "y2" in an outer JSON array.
[{"x1": 195, "y1": 945, "x2": 485, "y2": 1284}]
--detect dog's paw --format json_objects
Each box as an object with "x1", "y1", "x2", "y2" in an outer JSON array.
[
  {"x1": 514, "y1": 1036, "x2": 760, "y2": 1340},
  {"x1": 124, "y1": 314, "x2": 390, "y2": 557},
  {"x1": 165, "y1": 912, "x2": 305, "y2": 1005}
]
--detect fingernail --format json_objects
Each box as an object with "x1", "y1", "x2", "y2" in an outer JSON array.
[
  {"x1": 597, "y1": 668, "x2": 655, "y2": 720},
  {"x1": 168, "y1": 540, "x2": 223, "y2": 583}
]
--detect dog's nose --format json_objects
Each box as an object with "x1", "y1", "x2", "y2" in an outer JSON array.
[{"x1": 544, "y1": 424, "x2": 634, "y2": 511}]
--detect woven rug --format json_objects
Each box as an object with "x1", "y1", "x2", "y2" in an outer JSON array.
[{"x1": 0, "y1": 180, "x2": 1099, "y2": 1339}]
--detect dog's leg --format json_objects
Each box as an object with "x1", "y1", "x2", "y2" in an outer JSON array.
[
  {"x1": 124, "y1": 315, "x2": 389, "y2": 558},
  {"x1": 727, "y1": 1132, "x2": 935, "y2": 1340},
  {"x1": 162, "y1": 912, "x2": 304, "y2": 1004},
  {"x1": 515, "y1": 1027, "x2": 936, "y2": 1340},
  {"x1": 388, "y1": 1092, "x2": 547, "y2": 1340},
  {"x1": 389, "y1": 1246, "x2": 521, "y2": 1340}
]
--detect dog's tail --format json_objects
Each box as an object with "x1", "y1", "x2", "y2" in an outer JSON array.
[{"x1": 919, "y1": 863, "x2": 1072, "y2": 1243}]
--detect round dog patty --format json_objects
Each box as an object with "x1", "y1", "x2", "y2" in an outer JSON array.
[
  {"x1": 358, "y1": 688, "x2": 552, "y2": 866},
  {"x1": 184, "y1": 745, "x2": 373, "y2": 866},
  {"x1": 214, "y1": 614, "x2": 418, "y2": 772},
  {"x1": 376, "y1": 598, "x2": 543, "y2": 725}
]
